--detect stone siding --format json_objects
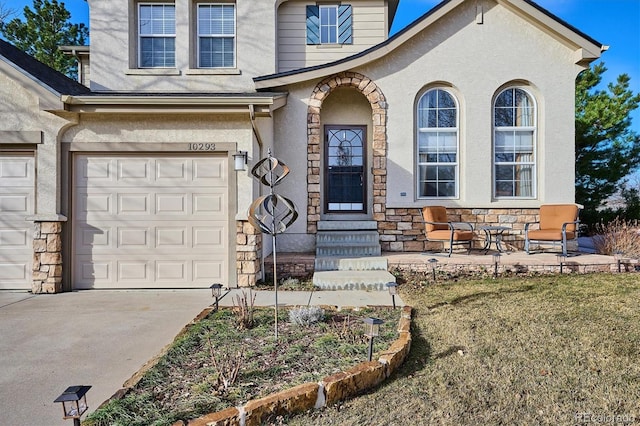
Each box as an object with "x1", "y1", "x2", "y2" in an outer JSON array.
[
  {"x1": 236, "y1": 221, "x2": 262, "y2": 287},
  {"x1": 32, "y1": 221, "x2": 63, "y2": 294},
  {"x1": 380, "y1": 207, "x2": 541, "y2": 252},
  {"x1": 307, "y1": 72, "x2": 388, "y2": 235}
]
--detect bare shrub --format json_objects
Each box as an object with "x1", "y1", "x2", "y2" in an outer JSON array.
[
  {"x1": 233, "y1": 289, "x2": 256, "y2": 329},
  {"x1": 288, "y1": 306, "x2": 325, "y2": 326},
  {"x1": 206, "y1": 335, "x2": 243, "y2": 394},
  {"x1": 593, "y1": 217, "x2": 640, "y2": 257}
]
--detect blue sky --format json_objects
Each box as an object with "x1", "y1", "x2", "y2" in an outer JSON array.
[{"x1": 9, "y1": 0, "x2": 640, "y2": 134}]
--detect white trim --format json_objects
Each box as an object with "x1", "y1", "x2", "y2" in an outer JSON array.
[
  {"x1": 415, "y1": 88, "x2": 460, "y2": 200},
  {"x1": 492, "y1": 86, "x2": 538, "y2": 199},
  {"x1": 196, "y1": 3, "x2": 237, "y2": 69}
]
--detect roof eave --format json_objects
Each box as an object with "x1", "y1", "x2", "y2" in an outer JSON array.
[{"x1": 61, "y1": 94, "x2": 288, "y2": 115}]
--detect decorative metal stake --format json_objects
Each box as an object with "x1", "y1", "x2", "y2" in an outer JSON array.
[{"x1": 248, "y1": 149, "x2": 298, "y2": 340}]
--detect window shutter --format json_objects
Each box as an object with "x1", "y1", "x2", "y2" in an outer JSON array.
[
  {"x1": 306, "y1": 5, "x2": 320, "y2": 45},
  {"x1": 338, "y1": 5, "x2": 352, "y2": 44}
]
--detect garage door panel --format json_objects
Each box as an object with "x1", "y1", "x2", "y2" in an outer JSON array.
[
  {"x1": 118, "y1": 227, "x2": 150, "y2": 248},
  {"x1": 74, "y1": 154, "x2": 229, "y2": 288},
  {"x1": 156, "y1": 194, "x2": 187, "y2": 214},
  {"x1": 194, "y1": 260, "x2": 224, "y2": 281},
  {"x1": 118, "y1": 193, "x2": 151, "y2": 215},
  {"x1": 156, "y1": 159, "x2": 188, "y2": 181},
  {"x1": 0, "y1": 155, "x2": 34, "y2": 289},
  {"x1": 156, "y1": 227, "x2": 187, "y2": 247},
  {"x1": 119, "y1": 159, "x2": 151, "y2": 182},
  {"x1": 194, "y1": 158, "x2": 227, "y2": 181},
  {"x1": 0, "y1": 262, "x2": 29, "y2": 281},
  {"x1": 78, "y1": 225, "x2": 111, "y2": 251}
]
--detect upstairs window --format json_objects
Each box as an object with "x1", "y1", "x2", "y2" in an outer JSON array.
[
  {"x1": 306, "y1": 4, "x2": 352, "y2": 45},
  {"x1": 493, "y1": 87, "x2": 536, "y2": 198},
  {"x1": 138, "y1": 3, "x2": 176, "y2": 68},
  {"x1": 198, "y1": 4, "x2": 236, "y2": 68},
  {"x1": 416, "y1": 89, "x2": 459, "y2": 198}
]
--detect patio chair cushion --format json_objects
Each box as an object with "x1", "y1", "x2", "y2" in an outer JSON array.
[
  {"x1": 427, "y1": 229, "x2": 474, "y2": 241},
  {"x1": 422, "y1": 206, "x2": 449, "y2": 232},
  {"x1": 527, "y1": 229, "x2": 576, "y2": 241},
  {"x1": 539, "y1": 204, "x2": 579, "y2": 232}
]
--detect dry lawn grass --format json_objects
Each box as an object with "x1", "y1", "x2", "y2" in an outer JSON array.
[{"x1": 287, "y1": 273, "x2": 640, "y2": 426}]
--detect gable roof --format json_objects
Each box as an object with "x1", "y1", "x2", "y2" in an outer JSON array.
[
  {"x1": 0, "y1": 39, "x2": 91, "y2": 96},
  {"x1": 254, "y1": 0, "x2": 605, "y2": 89}
]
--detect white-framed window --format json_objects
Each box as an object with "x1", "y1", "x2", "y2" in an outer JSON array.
[
  {"x1": 493, "y1": 87, "x2": 536, "y2": 198},
  {"x1": 138, "y1": 3, "x2": 176, "y2": 68},
  {"x1": 198, "y1": 3, "x2": 236, "y2": 68},
  {"x1": 306, "y1": 4, "x2": 352, "y2": 45},
  {"x1": 416, "y1": 88, "x2": 459, "y2": 198},
  {"x1": 320, "y1": 5, "x2": 338, "y2": 44}
]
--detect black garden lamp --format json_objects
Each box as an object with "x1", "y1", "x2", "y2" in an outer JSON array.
[
  {"x1": 492, "y1": 253, "x2": 501, "y2": 278},
  {"x1": 386, "y1": 282, "x2": 398, "y2": 309},
  {"x1": 363, "y1": 317, "x2": 384, "y2": 362},
  {"x1": 54, "y1": 385, "x2": 91, "y2": 426},
  {"x1": 210, "y1": 283, "x2": 223, "y2": 310},
  {"x1": 428, "y1": 258, "x2": 438, "y2": 281},
  {"x1": 614, "y1": 251, "x2": 623, "y2": 273},
  {"x1": 556, "y1": 254, "x2": 567, "y2": 274}
]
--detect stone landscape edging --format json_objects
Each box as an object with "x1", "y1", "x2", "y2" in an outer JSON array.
[{"x1": 171, "y1": 305, "x2": 414, "y2": 426}]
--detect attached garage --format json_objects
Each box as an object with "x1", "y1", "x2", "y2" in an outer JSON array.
[
  {"x1": 73, "y1": 154, "x2": 230, "y2": 289},
  {"x1": 0, "y1": 154, "x2": 34, "y2": 290}
]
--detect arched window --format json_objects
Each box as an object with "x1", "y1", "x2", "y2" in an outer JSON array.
[
  {"x1": 493, "y1": 87, "x2": 536, "y2": 198},
  {"x1": 416, "y1": 88, "x2": 459, "y2": 198}
]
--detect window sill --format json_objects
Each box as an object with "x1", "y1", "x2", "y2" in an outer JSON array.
[
  {"x1": 316, "y1": 44, "x2": 344, "y2": 49},
  {"x1": 125, "y1": 69, "x2": 181, "y2": 76},
  {"x1": 185, "y1": 68, "x2": 242, "y2": 75}
]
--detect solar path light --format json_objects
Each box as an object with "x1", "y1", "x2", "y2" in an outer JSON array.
[
  {"x1": 386, "y1": 282, "x2": 397, "y2": 309},
  {"x1": 54, "y1": 385, "x2": 91, "y2": 426},
  {"x1": 363, "y1": 317, "x2": 384, "y2": 362},
  {"x1": 210, "y1": 283, "x2": 223, "y2": 310}
]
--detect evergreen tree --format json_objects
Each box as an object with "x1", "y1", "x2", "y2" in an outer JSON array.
[
  {"x1": 0, "y1": 0, "x2": 88, "y2": 79},
  {"x1": 575, "y1": 62, "x2": 640, "y2": 225}
]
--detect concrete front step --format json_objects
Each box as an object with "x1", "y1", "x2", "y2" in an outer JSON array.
[
  {"x1": 314, "y1": 256, "x2": 388, "y2": 272},
  {"x1": 312, "y1": 270, "x2": 396, "y2": 291},
  {"x1": 317, "y1": 220, "x2": 378, "y2": 231},
  {"x1": 316, "y1": 230, "x2": 380, "y2": 245},
  {"x1": 316, "y1": 245, "x2": 381, "y2": 257}
]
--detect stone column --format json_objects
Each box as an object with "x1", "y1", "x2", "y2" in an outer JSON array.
[
  {"x1": 32, "y1": 221, "x2": 63, "y2": 294},
  {"x1": 236, "y1": 220, "x2": 262, "y2": 287}
]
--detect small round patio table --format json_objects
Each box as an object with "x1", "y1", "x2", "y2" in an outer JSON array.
[{"x1": 479, "y1": 226, "x2": 510, "y2": 253}]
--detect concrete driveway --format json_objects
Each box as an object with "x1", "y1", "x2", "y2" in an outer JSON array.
[{"x1": 0, "y1": 289, "x2": 213, "y2": 426}]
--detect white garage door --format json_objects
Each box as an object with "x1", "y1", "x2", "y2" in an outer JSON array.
[
  {"x1": 74, "y1": 154, "x2": 229, "y2": 289},
  {"x1": 0, "y1": 154, "x2": 34, "y2": 290}
]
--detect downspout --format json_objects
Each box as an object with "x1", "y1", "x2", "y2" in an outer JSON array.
[{"x1": 248, "y1": 104, "x2": 266, "y2": 282}]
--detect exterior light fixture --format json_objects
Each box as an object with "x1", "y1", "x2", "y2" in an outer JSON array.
[
  {"x1": 492, "y1": 253, "x2": 501, "y2": 278},
  {"x1": 210, "y1": 283, "x2": 223, "y2": 310},
  {"x1": 386, "y1": 282, "x2": 398, "y2": 309},
  {"x1": 614, "y1": 251, "x2": 623, "y2": 273},
  {"x1": 233, "y1": 151, "x2": 248, "y2": 171},
  {"x1": 363, "y1": 317, "x2": 384, "y2": 361},
  {"x1": 556, "y1": 254, "x2": 567, "y2": 274},
  {"x1": 428, "y1": 258, "x2": 438, "y2": 281},
  {"x1": 54, "y1": 385, "x2": 91, "y2": 426}
]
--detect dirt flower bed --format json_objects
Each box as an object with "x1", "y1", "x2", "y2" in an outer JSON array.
[{"x1": 85, "y1": 305, "x2": 400, "y2": 426}]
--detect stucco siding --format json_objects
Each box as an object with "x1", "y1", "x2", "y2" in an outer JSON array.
[
  {"x1": 273, "y1": 0, "x2": 583, "y2": 222},
  {"x1": 357, "y1": 0, "x2": 579, "y2": 208},
  {"x1": 87, "y1": 0, "x2": 276, "y2": 92},
  {"x1": 278, "y1": 0, "x2": 387, "y2": 72}
]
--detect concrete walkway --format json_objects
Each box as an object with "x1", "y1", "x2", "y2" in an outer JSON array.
[{"x1": 0, "y1": 288, "x2": 398, "y2": 426}]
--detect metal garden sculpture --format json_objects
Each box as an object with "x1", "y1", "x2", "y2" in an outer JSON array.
[{"x1": 248, "y1": 149, "x2": 298, "y2": 339}]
